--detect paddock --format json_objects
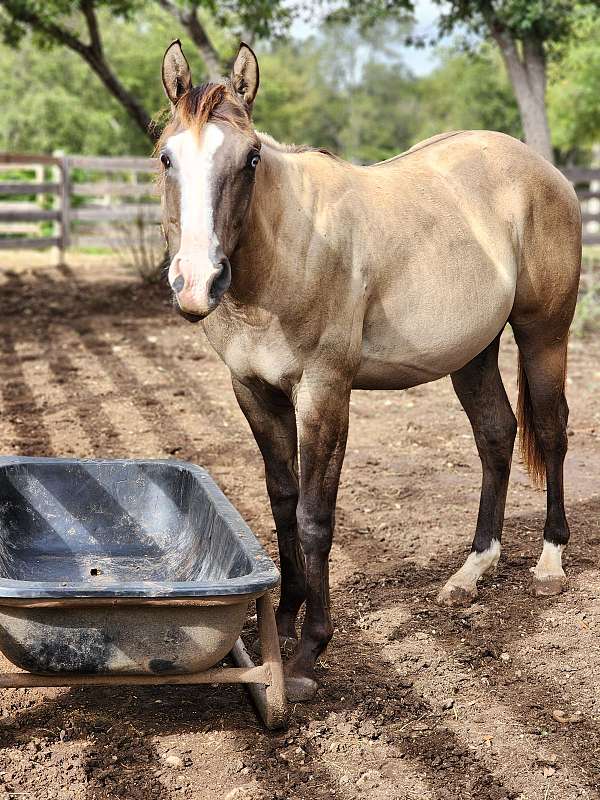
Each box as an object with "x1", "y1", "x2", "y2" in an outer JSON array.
[{"x1": 0, "y1": 252, "x2": 597, "y2": 799}]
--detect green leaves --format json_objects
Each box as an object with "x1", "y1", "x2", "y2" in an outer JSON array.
[
  {"x1": 547, "y1": 5, "x2": 600, "y2": 155},
  {"x1": 433, "y1": 0, "x2": 587, "y2": 44}
]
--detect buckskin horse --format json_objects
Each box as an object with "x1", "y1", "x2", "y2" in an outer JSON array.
[{"x1": 157, "y1": 40, "x2": 581, "y2": 700}]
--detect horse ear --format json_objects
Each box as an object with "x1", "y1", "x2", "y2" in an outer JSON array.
[
  {"x1": 162, "y1": 40, "x2": 192, "y2": 106},
  {"x1": 230, "y1": 42, "x2": 259, "y2": 108}
]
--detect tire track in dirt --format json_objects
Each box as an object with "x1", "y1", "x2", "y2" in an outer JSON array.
[
  {"x1": 3, "y1": 269, "x2": 127, "y2": 457},
  {"x1": 39, "y1": 328, "x2": 126, "y2": 456},
  {"x1": 0, "y1": 326, "x2": 52, "y2": 456},
  {"x1": 12, "y1": 336, "x2": 94, "y2": 457},
  {"x1": 49, "y1": 264, "x2": 219, "y2": 464}
]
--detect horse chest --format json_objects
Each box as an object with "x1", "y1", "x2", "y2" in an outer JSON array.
[{"x1": 204, "y1": 319, "x2": 301, "y2": 389}]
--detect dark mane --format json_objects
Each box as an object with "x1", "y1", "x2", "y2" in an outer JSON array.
[
  {"x1": 155, "y1": 81, "x2": 253, "y2": 155},
  {"x1": 156, "y1": 81, "x2": 337, "y2": 161}
]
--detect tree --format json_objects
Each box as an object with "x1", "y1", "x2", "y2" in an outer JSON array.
[
  {"x1": 546, "y1": 7, "x2": 600, "y2": 160},
  {"x1": 0, "y1": 14, "x2": 423, "y2": 160},
  {"x1": 253, "y1": 39, "x2": 347, "y2": 153},
  {"x1": 416, "y1": 44, "x2": 521, "y2": 143},
  {"x1": 431, "y1": 1, "x2": 600, "y2": 163},
  {"x1": 0, "y1": 1, "x2": 156, "y2": 140},
  {"x1": 155, "y1": 0, "x2": 291, "y2": 78},
  {"x1": 0, "y1": 0, "x2": 289, "y2": 143}
]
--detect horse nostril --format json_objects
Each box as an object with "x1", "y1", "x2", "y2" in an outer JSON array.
[
  {"x1": 171, "y1": 275, "x2": 185, "y2": 293},
  {"x1": 209, "y1": 258, "x2": 231, "y2": 301}
]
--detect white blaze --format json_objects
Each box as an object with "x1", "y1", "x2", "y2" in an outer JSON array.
[{"x1": 167, "y1": 123, "x2": 224, "y2": 300}]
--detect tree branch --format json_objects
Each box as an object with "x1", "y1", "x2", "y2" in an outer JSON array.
[
  {"x1": 155, "y1": 0, "x2": 222, "y2": 79},
  {"x1": 81, "y1": 0, "x2": 103, "y2": 57},
  {"x1": 0, "y1": 0, "x2": 156, "y2": 142},
  {"x1": 0, "y1": 0, "x2": 93, "y2": 59}
]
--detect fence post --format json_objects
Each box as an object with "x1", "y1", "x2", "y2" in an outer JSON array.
[{"x1": 59, "y1": 154, "x2": 70, "y2": 266}]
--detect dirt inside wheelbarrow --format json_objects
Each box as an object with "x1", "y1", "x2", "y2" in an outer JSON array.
[{"x1": 0, "y1": 254, "x2": 599, "y2": 800}]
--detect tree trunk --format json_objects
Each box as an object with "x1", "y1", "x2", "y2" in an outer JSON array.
[
  {"x1": 155, "y1": 0, "x2": 222, "y2": 80},
  {"x1": 183, "y1": 9, "x2": 222, "y2": 79},
  {"x1": 492, "y1": 31, "x2": 554, "y2": 163}
]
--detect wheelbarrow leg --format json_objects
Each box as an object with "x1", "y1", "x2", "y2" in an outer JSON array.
[
  {"x1": 231, "y1": 592, "x2": 288, "y2": 730},
  {"x1": 257, "y1": 591, "x2": 287, "y2": 729}
]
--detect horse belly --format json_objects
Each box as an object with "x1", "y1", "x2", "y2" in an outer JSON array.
[{"x1": 354, "y1": 261, "x2": 516, "y2": 390}]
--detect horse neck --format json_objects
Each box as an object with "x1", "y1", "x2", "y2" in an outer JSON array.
[{"x1": 230, "y1": 144, "x2": 303, "y2": 304}]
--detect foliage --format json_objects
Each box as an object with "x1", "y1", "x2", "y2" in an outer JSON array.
[
  {"x1": 254, "y1": 40, "x2": 346, "y2": 153},
  {"x1": 416, "y1": 44, "x2": 521, "y2": 141},
  {"x1": 0, "y1": 0, "x2": 288, "y2": 49},
  {"x1": 260, "y1": 22, "x2": 424, "y2": 163},
  {"x1": 324, "y1": 0, "x2": 414, "y2": 31},
  {"x1": 0, "y1": 7, "x2": 201, "y2": 154},
  {"x1": 197, "y1": 0, "x2": 292, "y2": 40},
  {"x1": 547, "y1": 8, "x2": 600, "y2": 157},
  {"x1": 433, "y1": 0, "x2": 584, "y2": 43},
  {"x1": 0, "y1": 11, "x2": 533, "y2": 162}
]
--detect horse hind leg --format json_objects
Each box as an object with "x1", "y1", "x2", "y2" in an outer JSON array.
[
  {"x1": 438, "y1": 335, "x2": 517, "y2": 607},
  {"x1": 512, "y1": 328, "x2": 570, "y2": 596}
]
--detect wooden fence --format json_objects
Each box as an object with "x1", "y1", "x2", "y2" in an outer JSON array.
[
  {"x1": 562, "y1": 167, "x2": 600, "y2": 246},
  {"x1": 0, "y1": 152, "x2": 159, "y2": 260},
  {"x1": 1, "y1": 152, "x2": 600, "y2": 255}
]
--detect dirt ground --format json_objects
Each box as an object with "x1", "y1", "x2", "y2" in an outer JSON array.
[{"x1": 0, "y1": 254, "x2": 599, "y2": 800}]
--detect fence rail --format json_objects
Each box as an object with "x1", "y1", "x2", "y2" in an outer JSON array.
[
  {"x1": 0, "y1": 151, "x2": 160, "y2": 260},
  {"x1": 1, "y1": 151, "x2": 600, "y2": 255},
  {"x1": 562, "y1": 167, "x2": 600, "y2": 246}
]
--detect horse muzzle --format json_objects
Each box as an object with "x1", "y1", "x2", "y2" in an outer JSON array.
[{"x1": 169, "y1": 254, "x2": 231, "y2": 321}]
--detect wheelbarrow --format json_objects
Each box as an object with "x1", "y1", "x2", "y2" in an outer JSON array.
[{"x1": 0, "y1": 456, "x2": 287, "y2": 729}]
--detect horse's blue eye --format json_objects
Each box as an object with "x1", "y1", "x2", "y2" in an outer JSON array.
[{"x1": 248, "y1": 152, "x2": 260, "y2": 169}]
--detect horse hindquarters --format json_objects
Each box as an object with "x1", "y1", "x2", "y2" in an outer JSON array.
[
  {"x1": 439, "y1": 165, "x2": 580, "y2": 606},
  {"x1": 509, "y1": 170, "x2": 580, "y2": 595}
]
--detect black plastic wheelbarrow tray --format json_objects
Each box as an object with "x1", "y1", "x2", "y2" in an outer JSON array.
[{"x1": 0, "y1": 456, "x2": 286, "y2": 729}]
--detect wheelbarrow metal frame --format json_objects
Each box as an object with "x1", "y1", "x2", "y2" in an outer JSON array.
[{"x1": 0, "y1": 591, "x2": 287, "y2": 730}]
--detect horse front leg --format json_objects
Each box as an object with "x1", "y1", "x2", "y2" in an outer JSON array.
[
  {"x1": 231, "y1": 377, "x2": 305, "y2": 642},
  {"x1": 285, "y1": 373, "x2": 351, "y2": 702}
]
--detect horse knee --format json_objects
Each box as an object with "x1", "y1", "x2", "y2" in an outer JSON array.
[
  {"x1": 296, "y1": 508, "x2": 333, "y2": 556},
  {"x1": 535, "y1": 419, "x2": 568, "y2": 459},
  {"x1": 270, "y1": 492, "x2": 299, "y2": 530},
  {"x1": 476, "y1": 411, "x2": 517, "y2": 468}
]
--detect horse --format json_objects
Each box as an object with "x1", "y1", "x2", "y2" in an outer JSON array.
[{"x1": 157, "y1": 40, "x2": 581, "y2": 701}]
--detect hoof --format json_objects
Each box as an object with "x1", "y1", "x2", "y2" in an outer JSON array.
[
  {"x1": 437, "y1": 583, "x2": 478, "y2": 608},
  {"x1": 285, "y1": 674, "x2": 318, "y2": 702},
  {"x1": 278, "y1": 636, "x2": 297, "y2": 658},
  {"x1": 530, "y1": 574, "x2": 566, "y2": 597}
]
